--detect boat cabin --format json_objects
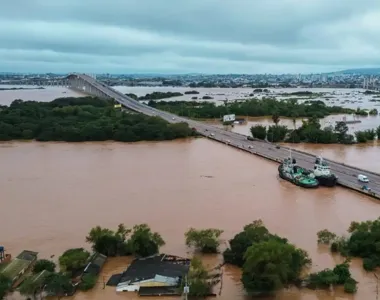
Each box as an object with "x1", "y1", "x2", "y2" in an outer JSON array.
[{"x1": 314, "y1": 157, "x2": 331, "y2": 176}]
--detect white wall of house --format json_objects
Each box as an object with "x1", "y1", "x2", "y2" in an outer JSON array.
[
  {"x1": 116, "y1": 283, "x2": 140, "y2": 292},
  {"x1": 116, "y1": 274, "x2": 180, "y2": 292}
]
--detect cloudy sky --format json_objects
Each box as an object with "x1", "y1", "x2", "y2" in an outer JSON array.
[{"x1": 1, "y1": 0, "x2": 380, "y2": 74}]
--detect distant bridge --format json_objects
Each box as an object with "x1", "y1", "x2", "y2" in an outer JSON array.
[{"x1": 66, "y1": 73, "x2": 380, "y2": 199}]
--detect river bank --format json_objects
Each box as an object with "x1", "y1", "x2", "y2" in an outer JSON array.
[{"x1": 2, "y1": 139, "x2": 380, "y2": 299}]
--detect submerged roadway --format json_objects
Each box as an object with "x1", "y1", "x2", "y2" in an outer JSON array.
[{"x1": 75, "y1": 74, "x2": 380, "y2": 198}]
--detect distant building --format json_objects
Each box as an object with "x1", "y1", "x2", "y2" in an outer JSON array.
[{"x1": 107, "y1": 254, "x2": 190, "y2": 296}]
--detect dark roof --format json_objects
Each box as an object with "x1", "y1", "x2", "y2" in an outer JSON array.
[
  {"x1": 138, "y1": 286, "x2": 181, "y2": 296},
  {"x1": 119, "y1": 254, "x2": 190, "y2": 284},
  {"x1": 83, "y1": 253, "x2": 107, "y2": 276},
  {"x1": 16, "y1": 250, "x2": 38, "y2": 261},
  {"x1": 106, "y1": 273, "x2": 122, "y2": 286}
]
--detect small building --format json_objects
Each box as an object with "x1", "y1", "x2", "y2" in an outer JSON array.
[
  {"x1": 82, "y1": 252, "x2": 107, "y2": 277},
  {"x1": 0, "y1": 250, "x2": 38, "y2": 287},
  {"x1": 108, "y1": 254, "x2": 190, "y2": 296}
]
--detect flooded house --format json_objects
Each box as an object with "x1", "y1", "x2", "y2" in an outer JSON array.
[{"x1": 107, "y1": 254, "x2": 190, "y2": 296}]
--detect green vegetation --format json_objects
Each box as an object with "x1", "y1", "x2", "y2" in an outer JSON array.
[
  {"x1": 253, "y1": 88, "x2": 269, "y2": 93},
  {"x1": 242, "y1": 239, "x2": 310, "y2": 296},
  {"x1": 184, "y1": 90, "x2": 199, "y2": 95},
  {"x1": 0, "y1": 274, "x2": 11, "y2": 300},
  {"x1": 18, "y1": 270, "x2": 74, "y2": 300},
  {"x1": 128, "y1": 224, "x2": 165, "y2": 257},
  {"x1": 182, "y1": 257, "x2": 212, "y2": 297},
  {"x1": 250, "y1": 124, "x2": 267, "y2": 140},
  {"x1": 251, "y1": 116, "x2": 380, "y2": 144},
  {"x1": 32, "y1": 259, "x2": 56, "y2": 274},
  {"x1": 58, "y1": 248, "x2": 90, "y2": 273},
  {"x1": 280, "y1": 91, "x2": 323, "y2": 98},
  {"x1": 355, "y1": 108, "x2": 368, "y2": 116},
  {"x1": 19, "y1": 270, "x2": 51, "y2": 299},
  {"x1": 86, "y1": 223, "x2": 165, "y2": 258},
  {"x1": 148, "y1": 98, "x2": 352, "y2": 119},
  {"x1": 317, "y1": 217, "x2": 380, "y2": 272},
  {"x1": 250, "y1": 117, "x2": 357, "y2": 144},
  {"x1": 44, "y1": 272, "x2": 73, "y2": 298},
  {"x1": 223, "y1": 220, "x2": 288, "y2": 267},
  {"x1": 0, "y1": 97, "x2": 196, "y2": 142},
  {"x1": 138, "y1": 91, "x2": 182, "y2": 100},
  {"x1": 185, "y1": 228, "x2": 224, "y2": 253},
  {"x1": 267, "y1": 125, "x2": 288, "y2": 142},
  {"x1": 354, "y1": 129, "x2": 376, "y2": 143},
  {"x1": 125, "y1": 93, "x2": 138, "y2": 100},
  {"x1": 78, "y1": 273, "x2": 97, "y2": 291},
  {"x1": 306, "y1": 262, "x2": 357, "y2": 293},
  {"x1": 369, "y1": 108, "x2": 378, "y2": 115},
  {"x1": 86, "y1": 223, "x2": 131, "y2": 257},
  {"x1": 223, "y1": 220, "x2": 310, "y2": 296},
  {"x1": 221, "y1": 221, "x2": 358, "y2": 296},
  {"x1": 363, "y1": 90, "x2": 380, "y2": 95}
]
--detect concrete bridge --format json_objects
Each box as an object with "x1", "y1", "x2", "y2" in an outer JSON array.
[{"x1": 67, "y1": 73, "x2": 380, "y2": 199}]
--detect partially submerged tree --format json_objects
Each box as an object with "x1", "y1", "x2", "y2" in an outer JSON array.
[
  {"x1": 127, "y1": 224, "x2": 165, "y2": 257},
  {"x1": 185, "y1": 228, "x2": 224, "y2": 253},
  {"x1": 317, "y1": 229, "x2": 337, "y2": 244},
  {"x1": 33, "y1": 259, "x2": 56, "y2": 274},
  {"x1": 185, "y1": 257, "x2": 211, "y2": 297},
  {"x1": 306, "y1": 262, "x2": 357, "y2": 293},
  {"x1": 44, "y1": 273, "x2": 73, "y2": 299},
  {"x1": 59, "y1": 248, "x2": 90, "y2": 273},
  {"x1": 271, "y1": 113, "x2": 280, "y2": 125},
  {"x1": 79, "y1": 273, "x2": 97, "y2": 291},
  {"x1": 223, "y1": 220, "x2": 287, "y2": 267},
  {"x1": 242, "y1": 239, "x2": 311, "y2": 296},
  {"x1": 86, "y1": 223, "x2": 165, "y2": 257},
  {"x1": 19, "y1": 271, "x2": 51, "y2": 300},
  {"x1": 0, "y1": 274, "x2": 11, "y2": 300},
  {"x1": 318, "y1": 218, "x2": 380, "y2": 271},
  {"x1": 86, "y1": 223, "x2": 131, "y2": 257}
]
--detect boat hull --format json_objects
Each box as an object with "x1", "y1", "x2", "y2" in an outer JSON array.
[
  {"x1": 315, "y1": 175, "x2": 337, "y2": 187},
  {"x1": 278, "y1": 165, "x2": 319, "y2": 188}
]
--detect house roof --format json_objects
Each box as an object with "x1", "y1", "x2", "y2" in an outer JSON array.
[
  {"x1": 0, "y1": 250, "x2": 38, "y2": 281},
  {"x1": 83, "y1": 252, "x2": 107, "y2": 276},
  {"x1": 118, "y1": 254, "x2": 190, "y2": 285},
  {"x1": 16, "y1": 250, "x2": 38, "y2": 261}
]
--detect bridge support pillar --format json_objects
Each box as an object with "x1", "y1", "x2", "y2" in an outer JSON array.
[{"x1": 67, "y1": 75, "x2": 112, "y2": 99}]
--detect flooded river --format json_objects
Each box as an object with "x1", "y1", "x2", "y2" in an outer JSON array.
[{"x1": 2, "y1": 139, "x2": 380, "y2": 300}]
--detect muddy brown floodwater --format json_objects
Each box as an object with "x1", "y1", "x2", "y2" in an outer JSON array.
[{"x1": 2, "y1": 139, "x2": 380, "y2": 300}]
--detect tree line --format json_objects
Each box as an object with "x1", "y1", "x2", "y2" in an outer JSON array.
[
  {"x1": 148, "y1": 98, "x2": 353, "y2": 119},
  {"x1": 0, "y1": 97, "x2": 196, "y2": 142},
  {"x1": 250, "y1": 115, "x2": 380, "y2": 144}
]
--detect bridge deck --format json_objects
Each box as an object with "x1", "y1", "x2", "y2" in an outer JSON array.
[{"x1": 71, "y1": 73, "x2": 380, "y2": 200}]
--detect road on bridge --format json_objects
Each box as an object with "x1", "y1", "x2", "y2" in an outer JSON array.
[{"x1": 76, "y1": 74, "x2": 380, "y2": 198}]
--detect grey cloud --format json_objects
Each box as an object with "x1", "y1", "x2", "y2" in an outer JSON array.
[{"x1": 1, "y1": 0, "x2": 380, "y2": 73}]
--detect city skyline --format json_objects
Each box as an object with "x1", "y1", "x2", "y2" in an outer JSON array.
[{"x1": 1, "y1": 0, "x2": 380, "y2": 74}]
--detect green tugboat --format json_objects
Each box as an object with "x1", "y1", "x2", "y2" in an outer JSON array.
[{"x1": 278, "y1": 155, "x2": 319, "y2": 188}]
